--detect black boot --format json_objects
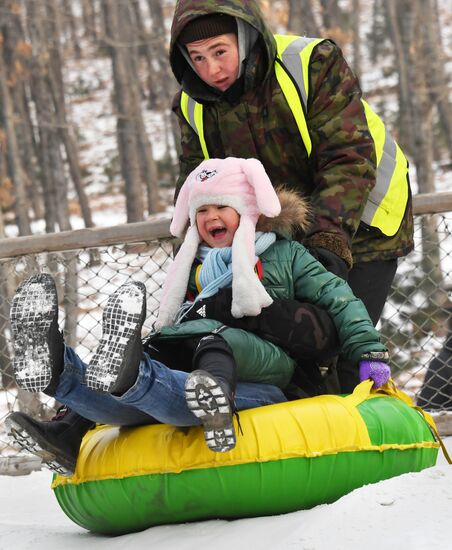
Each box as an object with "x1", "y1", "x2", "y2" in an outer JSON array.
[
  {"x1": 5, "y1": 407, "x2": 95, "y2": 476},
  {"x1": 86, "y1": 281, "x2": 146, "y2": 394},
  {"x1": 185, "y1": 333, "x2": 237, "y2": 453},
  {"x1": 10, "y1": 273, "x2": 64, "y2": 395}
]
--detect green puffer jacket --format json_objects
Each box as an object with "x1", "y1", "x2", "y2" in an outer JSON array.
[
  {"x1": 151, "y1": 190, "x2": 387, "y2": 390},
  {"x1": 169, "y1": 0, "x2": 414, "y2": 266},
  {"x1": 185, "y1": 239, "x2": 387, "y2": 367}
]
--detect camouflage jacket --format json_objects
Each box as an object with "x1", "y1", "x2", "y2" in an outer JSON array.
[{"x1": 169, "y1": 0, "x2": 414, "y2": 264}]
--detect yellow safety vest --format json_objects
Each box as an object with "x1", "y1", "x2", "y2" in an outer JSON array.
[{"x1": 180, "y1": 34, "x2": 409, "y2": 237}]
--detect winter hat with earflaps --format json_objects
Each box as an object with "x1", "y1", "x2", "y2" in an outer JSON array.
[{"x1": 156, "y1": 157, "x2": 281, "y2": 328}]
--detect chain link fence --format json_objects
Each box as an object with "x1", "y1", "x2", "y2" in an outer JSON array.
[{"x1": 0, "y1": 208, "x2": 451, "y2": 465}]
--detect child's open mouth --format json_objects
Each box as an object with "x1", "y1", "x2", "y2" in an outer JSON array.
[{"x1": 209, "y1": 227, "x2": 227, "y2": 239}]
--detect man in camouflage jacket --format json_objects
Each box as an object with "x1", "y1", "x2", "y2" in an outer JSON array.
[{"x1": 169, "y1": 0, "x2": 414, "y2": 391}]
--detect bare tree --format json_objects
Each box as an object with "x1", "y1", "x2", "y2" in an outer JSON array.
[
  {"x1": 0, "y1": 26, "x2": 31, "y2": 236},
  {"x1": 351, "y1": 0, "x2": 361, "y2": 78},
  {"x1": 62, "y1": 0, "x2": 82, "y2": 58},
  {"x1": 101, "y1": 0, "x2": 162, "y2": 221},
  {"x1": 147, "y1": 0, "x2": 180, "y2": 181},
  {"x1": 25, "y1": 1, "x2": 71, "y2": 233},
  {"x1": 381, "y1": 0, "x2": 413, "y2": 153},
  {"x1": 287, "y1": 0, "x2": 320, "y2": 36},
  {"x1": 81, "y1": 0, "x2": 98, "y2": 42},
  {"x1": 46, "y1": 0, "x2": 95, "y2": 231},
  {"x1": 318, "y1": 0, "x2": 346, "y2": 31},
  {"x1": 419, "y1": 0, "x2": 452, "y2": 160},
  {"x1": 1, "y1": 5, "x2": 44, "y2": 221}
]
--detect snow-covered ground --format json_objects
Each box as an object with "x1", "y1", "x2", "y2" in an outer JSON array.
[
  {"x1": 0, "y1": 3, "x2": 450, "y2": 548},
  {"x1": 0, "y1": 437, "x2": 450, "y2": 550}
]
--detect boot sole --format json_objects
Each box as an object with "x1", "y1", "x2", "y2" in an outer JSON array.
[
  {"x1": 185, "y1": 370, "x2": 236, "y2": 452},
  {"x1": 10, "y1": 274, "x2": 58, "y2": 392},
  {"x1": 85, "y1": 281, "x2": 146, "y2": 392},
  {"x1": 5, "y1": 414, "x2": 74, "y2": 476}
]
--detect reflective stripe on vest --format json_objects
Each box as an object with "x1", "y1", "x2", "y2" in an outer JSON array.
[
  {"x1": 181, "y1": 91, "x2": 209, "y2": 159},
  {"x1": 274, "y1": 35, "x2": 323, "y2": 157},
  {"x1": 180, "y1": 35, "x2": 409, "y2": 236},
  {"x1": 360, "y1": 100, "x2": 409, "y2": 233}
]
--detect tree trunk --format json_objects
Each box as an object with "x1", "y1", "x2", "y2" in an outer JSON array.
[
  {"x1": 62, "y1": 0, "x2": 82, "y2": 58},
  {"x1": 1, "y1": 1, "x2": 45, "y2": 221},
  {"x1": 147, "y1": 0, "x2": 179, "y2": 176},
  {"x1": 130, "y1": 0, "x2": 154, "y2": 100},
  {"x1": 319, "y1": 0, "x2": 345, "y2": 30},
  {"x1": 102, "y1": 0, "x2": 144, "y2": 222},
  {"x1": 382, "y1": 0, "x2": 412, "y2": 152},
  {"x1": 351, "y1": 0, "x2": 361, "y2": 79},
  {"x1": 418, "y1": 0, "x2": 452, "y2": 160},
  {"x1": 391, "y1": 0, "x2": 419, "y2": 156},
  {"x1": 147, "y1": 0, "x2": 178, "y2": 104},
  {"x1": 81, "y1": 0, "x2": 98, "y2": 41},
  {"x1": 12, "y1": 85, "x2": 45, "y2": 221},
  {"x1": 0, "y1": 32, "x2": 31, "y2": 235},
  {"x1": 25, "y1": 0, "x2": 71, "y2": 234},
  {"x1": 46, "y1": 0, "x2": 94, "y2": 230},
  {"x1": 287, "y1": 0, "x2": 320, "y2": 36}
]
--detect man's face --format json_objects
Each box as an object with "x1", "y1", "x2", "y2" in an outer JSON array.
[{"x1": 186, "y1": 33, "x2": 240, "y2": 91}]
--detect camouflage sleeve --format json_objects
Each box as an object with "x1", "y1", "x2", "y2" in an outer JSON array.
[
  {"x1": 171, "y1": 92, "x2": 206, "y2": 202},
  {"x1": 303, "y1": 40, "x2": 376, "y2": 263}
]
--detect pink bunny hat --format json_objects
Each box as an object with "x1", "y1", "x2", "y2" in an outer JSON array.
[{"x1": 157, "y1": 157, "x2": 281, "y2": 328}]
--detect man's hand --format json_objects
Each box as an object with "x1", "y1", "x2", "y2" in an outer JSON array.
[{"x1": 307, "y1": 246, "x2": 349, "y2": 280}]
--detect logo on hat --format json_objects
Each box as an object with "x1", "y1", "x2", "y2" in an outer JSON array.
[{"x1": 196, "y1": 169, "x2": 217, "y2": 183}]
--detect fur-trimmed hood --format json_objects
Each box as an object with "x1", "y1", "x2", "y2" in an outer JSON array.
[{"x1": 257, "y1": 187, "x2": 311, "y2": 239}]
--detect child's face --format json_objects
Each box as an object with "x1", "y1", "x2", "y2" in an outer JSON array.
[
  {"x1": 196, "y1": 204, "x2": 240, "y2": 248},
  {"x1": 186, "y1": 33, "x2": 239, "y2": 91}
]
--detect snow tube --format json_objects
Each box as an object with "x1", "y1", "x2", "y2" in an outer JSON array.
[{"x1": 52, "y1": 381, "x2": 439, "y2": 535}]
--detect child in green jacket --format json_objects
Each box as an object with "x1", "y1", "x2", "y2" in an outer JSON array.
[{"x1": 6, "y1": 157, "x2": 390, "y2": 475}]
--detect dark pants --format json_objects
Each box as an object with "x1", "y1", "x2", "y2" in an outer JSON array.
[
  {"x1": 417, "y1": 332, "x2": 452, "y2": 410},
  {"x1": 335, "y1": 258, "x2": 398, "y2": 392}
]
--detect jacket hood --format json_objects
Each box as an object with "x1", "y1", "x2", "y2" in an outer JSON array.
[
  {"x1": 257, "y1": 187, "x2": 311, "y2": 239},
  {"x1": 170, "y1": 0, "x2": 276, "y2": 98}
]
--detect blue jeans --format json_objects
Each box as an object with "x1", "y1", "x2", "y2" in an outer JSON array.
[{"x1": 54, "y1": 346, "x2": 287, "y2": 427}]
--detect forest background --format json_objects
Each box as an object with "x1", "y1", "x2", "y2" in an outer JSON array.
[{"x1": 0, "y1": 0, "x2": 450, "y2": 236}]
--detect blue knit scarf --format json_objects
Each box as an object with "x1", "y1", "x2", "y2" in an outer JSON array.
[{"x1": 174, "y1": 231, "x2": 276, "y2": 323}]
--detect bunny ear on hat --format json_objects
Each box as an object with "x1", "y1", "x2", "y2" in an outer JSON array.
[
  {"x1": 241, "y1": 158, "x2": 281, "y2": 218},
  {"x1": 170, "y1": 179, "x2": 191, "y2": 238}
]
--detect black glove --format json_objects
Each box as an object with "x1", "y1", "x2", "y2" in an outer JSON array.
[
  {"x1": 307, "y1": 247, "x2": 349, "y2": 281},
  {"x1": 184, "y1": 289, "x2": 339, "y2": 362},
  {"x1": 184, "y1": 288, "x2": 236, "y2": 325}
]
